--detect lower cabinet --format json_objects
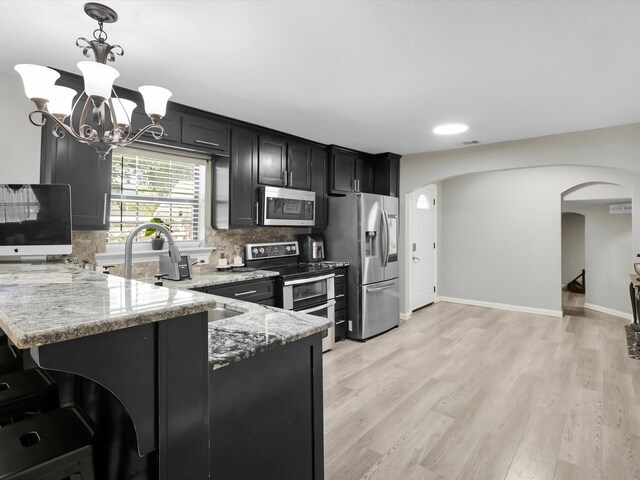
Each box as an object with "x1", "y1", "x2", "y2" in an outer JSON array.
[
  {"x1": 200, "y1": 278, "x2": 276, "y2": 304},
  {"x1": 209, "y1": 333, "x2": 324, "y2": 480},
  {"x1": 334, "y1": 267, "x2": 348, "y2": 342}
]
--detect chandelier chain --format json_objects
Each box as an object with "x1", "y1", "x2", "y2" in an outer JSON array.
[{"x1": 93, "y1": 21, "x2": 108, "y2": 42}]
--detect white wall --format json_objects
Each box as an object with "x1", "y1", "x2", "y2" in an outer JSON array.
[
  {"x1": 565, "y1": 204, "x2": 632, "y2": 315},
  {"x1": 0, "y1": 71, "x2": 41, "y2": 182},
  {"x1": 434, "y1": 165, "x2": 640, "y2": 315},
  {"x1": 561, "y1": 212, "x2": 585, "y2": 285},
  {"x1": 400, "y1": 123, "x2": 640, "y2": 315}
]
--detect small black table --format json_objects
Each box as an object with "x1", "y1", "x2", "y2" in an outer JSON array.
[{"x1": 628, "y1": 274, "x2": 640, "y2": 332}]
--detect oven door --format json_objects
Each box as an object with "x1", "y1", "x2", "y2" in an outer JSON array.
[
  {"x1": 282, "y1": 273, "x2": 335, "y2": 311},
  {"x1": 299, "y1": 299, "x2": 336, "y2": 352},
  {"x1": 260, "y1": 186, "x2": 316, "y2": 226}
]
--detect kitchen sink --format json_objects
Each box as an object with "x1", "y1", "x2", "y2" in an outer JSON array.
[{"x1": 208, "y1": 307, "x2": 243, "y2": 322}]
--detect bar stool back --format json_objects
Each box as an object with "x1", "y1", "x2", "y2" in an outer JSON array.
[
  {"x1": 0, "y1": 407, "x2": 95, "y2": 480},
  {"x1": 0, "y1": 346, "x2": 21, "y2": 375},
  {"x1": 0, "y1": 369, "x2": 59, "y2": 425}
]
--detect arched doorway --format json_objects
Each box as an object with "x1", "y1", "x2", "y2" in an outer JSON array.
[{"x1": 561, "y1": 182, "x2": 633, "y2": 319}]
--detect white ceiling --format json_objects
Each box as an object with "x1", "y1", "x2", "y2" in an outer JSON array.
[{"x1": 2, "y1": 1, "x2": 640, "y2": 155}]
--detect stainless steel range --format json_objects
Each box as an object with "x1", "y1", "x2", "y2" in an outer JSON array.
[{"x1": 245, "y1": 241, "x2": 348, "y2": 352}]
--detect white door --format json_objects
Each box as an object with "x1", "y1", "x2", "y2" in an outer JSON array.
[{"x1": 411, "y1": 185, "x2": 435, "y2": 310}]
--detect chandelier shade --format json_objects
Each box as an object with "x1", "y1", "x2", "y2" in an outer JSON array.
[
  {"x1": 77, "y1": 61, "x2": 120, "y2": 101},
  {"x1": 47, "y1": 86, "x2": 78, "y2": 118},
  {"x1": 15, "y1": 3, "x2": 172, "y2": 160},
  {"x1": 110, "y1": 98, "x2": 137, "y2": 126},
  {"x1": 14, "y1": 64, "x2": 60, "y2": 102},
  {"x1": 138, "y1": 86, "x2": 172, "y2": 119}
]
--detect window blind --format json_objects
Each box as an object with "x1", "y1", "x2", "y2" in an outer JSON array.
[{"x1": 109, "y1": 146, "x2": 207, "y2": 244}]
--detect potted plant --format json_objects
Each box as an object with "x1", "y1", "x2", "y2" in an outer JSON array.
[{"x1": 145, "y1": 217, "x2": 170, "y2": 250}]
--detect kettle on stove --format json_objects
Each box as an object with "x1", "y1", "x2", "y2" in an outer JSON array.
[{"x1": 297, "y1": 234, "x2": 325, "y2": 263}]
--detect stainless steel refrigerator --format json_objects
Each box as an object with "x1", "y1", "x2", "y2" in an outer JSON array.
[{"x1": 324, "y1": 193, "x2": 399, "y2": 340}]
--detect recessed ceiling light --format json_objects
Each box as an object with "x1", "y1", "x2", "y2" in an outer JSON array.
[{"x1": 432, "y1": 123, "x2": 469, "y2": 135}]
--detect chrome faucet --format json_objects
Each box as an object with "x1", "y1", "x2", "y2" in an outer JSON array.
[{"x1": 124, "y1": 223, "x2": 182, "y2": 280}]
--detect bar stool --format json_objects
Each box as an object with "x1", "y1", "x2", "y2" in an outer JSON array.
[
  {"x1": 0, "y1": 331, "x2": 7, "y2": 346},
  {"x1": 0, "y1": 369, "x2": 59, "y2": 426},
  {"x1": 0, "y1": 406, "x2": 95, "y2": 480},
  {"x1": 0, "y1": 346, "x2": 21, "y2": 375}
]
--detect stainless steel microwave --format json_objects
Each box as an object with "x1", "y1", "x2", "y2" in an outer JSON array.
[{"x1": 259, "y1": 186, "x2": 315, "y2": 226}]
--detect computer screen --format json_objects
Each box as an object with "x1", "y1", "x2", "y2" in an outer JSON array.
[{"x1": 0, "y1": 184, "x2": 72, "y2": 257}]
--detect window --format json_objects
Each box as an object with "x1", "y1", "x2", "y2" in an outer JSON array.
[
  {"x1": 109, "y1": 146, "x2": 207, "y2": 244},
  {"x1": 416, "y1": 194, "x2": 430, "y2": 210}
]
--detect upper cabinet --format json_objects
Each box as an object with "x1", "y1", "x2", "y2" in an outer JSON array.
[
  {"x1": 355, "y1": 153, "x2": 374, "y2": 194},
  {"x1": 310, "y1": 146, "x2": 328, "y2": 228},
  {"x1": 212, "y1": 127, "x2": 259, "y2": 229},
  {"x1": 373, "y1": 153, "x2": 401, "y2": 197},
  {"x1": 287, "y1": 141, "x2": 312, "y2": 190},
  {"x1": 258, "y1": 135, "x2": 312, "y2": 190},
  {"x1": 181, "y1": 114, "x2": 229, "y2": 155},
  {"x1": 131, "y1": 109, "x2": 181, "y2": 145},
  {"x1": 40, "y1": 75, "x2": 112, "y2": 230},
  {"x1": 258, "y1": 134, "x2": 287, "y2": 186},
  {"x1": 329, "y1": 146, "x2": 374, "y2": 195},
  {"x1": 329, "y1": 147, "x2": 356, "y2": 194}
]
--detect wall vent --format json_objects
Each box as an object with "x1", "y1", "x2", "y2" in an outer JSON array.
[{"x1": 455, "y1": 140, "x2": 481, "y2": 147}]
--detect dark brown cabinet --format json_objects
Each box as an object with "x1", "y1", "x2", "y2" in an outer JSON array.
[
  {"x1": 182, "y1": 114, "x2": 229, "y2": 155},
  {"x1": 198, "y1": 278, "x2": 277, "y2": 307},
  {"x1": 39, "y1": 76, "x2": 112, "y2": 231},
  {"x1": 258, "y1": 134, "x2": 287, "y2": 186},
  {"x1": 40, "y1": 131, "x2": 113, "y2": 230},
  {"x1": 258, "y1": 136, "x2": 312, "y2": 190},
  {"x1": 334, "y1": 267, "x2": 348, "y2": 342},
  {"x1": 210, "y1": 333, "x2": 323, "y2": 480},
  {"x1": 330, "y1": 147, "x2": 356, "y2": 194},
  {"x1": 373, "y1": 153, "x2": 401, "y2": 197},
  {"x1": 356, "y1": 153, "x2": 374, "y2": 194},
  {"x1": 212, "y1": 127, "x2": 259, "y2": 228},
  {"x1": 203, "y1": 278, "x2": 276, "y2": 304},
  {"x1": 310, "y1": 146, "x2": 328, "y2": 228},
  {"x1": 329, "y1": 146, "x2": 374, "y2": 194},
  {"x1": 287, "y1": 141, "x2": 312, "y2": 190},
  {"x1": 131, "y1": 109, "x2": 181, "y2": 145}
]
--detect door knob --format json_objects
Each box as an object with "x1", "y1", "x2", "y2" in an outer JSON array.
[{"x1": 412, "y1": 256, "x2": 420, "y2": 261}]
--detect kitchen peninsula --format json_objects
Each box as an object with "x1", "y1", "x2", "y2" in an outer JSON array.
[{"x1": 0, "y1": 263, "x2": 329, "y2": 479}]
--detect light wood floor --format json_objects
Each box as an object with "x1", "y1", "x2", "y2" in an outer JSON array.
[{"x1": 323, "y1": 299, "x2": 640, "y2": 480}]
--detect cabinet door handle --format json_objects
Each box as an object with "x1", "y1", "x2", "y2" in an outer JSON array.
[
  {"x1": 335, "y1": 294, "x2": 345, "y2": 298},
  {"x1": 283, "y1": 170, "x2": 288, "y2": 186},
  {"x1": 289, "y1": 171, "x2": 293, "y2": 186},
  {"x1": 195, "y1": 139, "x2": 219, "y2": 147},
  {"x1": 335, "y1": 274, "x2": 345, "y2": 278},
  {"x1": 254, "y1": 202, "x2": 259, "y2": 225},
  {"x1": 102, "y1": 193, "x2": 108, "y2": 224},
  {"x1": 357, "y1": 179, "x2": 360, "y2": 192},
  {"x1": 234, "y1": 290, "x2": 257, "y2": 297}
]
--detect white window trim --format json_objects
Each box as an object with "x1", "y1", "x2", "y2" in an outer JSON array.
[{"x1": 109, "y1": 145, "x2": 209, "y2": 245}]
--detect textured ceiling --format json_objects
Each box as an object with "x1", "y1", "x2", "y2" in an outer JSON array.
[{"x1": 2, "y1": 1, "x2": 640, "y2": 155}]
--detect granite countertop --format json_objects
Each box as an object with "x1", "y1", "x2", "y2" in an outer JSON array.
[
  {"x1": 151, "y1": 268, "x2": 279, "y2": 290},
  {"x1": 202, "y1": 295, "x2": 330, "y2": 369},
  {"x1": 0, "y1": 263, "x2": 219, "y2": 348},
  {"x1": 0, "y1": 263, "x2": 330, "y2": 370}
]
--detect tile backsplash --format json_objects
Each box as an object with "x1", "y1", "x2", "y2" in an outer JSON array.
[{"x1": 68, "y1": 226, "x2": 311, "y2": 279}]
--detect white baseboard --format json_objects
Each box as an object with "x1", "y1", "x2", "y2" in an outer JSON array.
[
  {"x1": 399, "y1": 312, "x2": 412, "y2": 320},
  {"x1": 436, "y1": 296, "x2": 563, "y2": 318},
  {"x1": 583, "y1": 303, "x2": 633, "y2": 321}
]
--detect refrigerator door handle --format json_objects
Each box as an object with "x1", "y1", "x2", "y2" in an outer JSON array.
[
  {"x1": 381, "y1": 209, "x2": 390, "y2": 267},
  {"x1": 366, "y1": 283, "x2": 396, "y2": 293}
]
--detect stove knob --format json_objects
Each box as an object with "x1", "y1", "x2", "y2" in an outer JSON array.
[
  {"x1": 259, "y1": 248, "x2": 265, "y2": 254},
  {"x1": 252, "y1": 248, "x2": 258, "y2": 255}
]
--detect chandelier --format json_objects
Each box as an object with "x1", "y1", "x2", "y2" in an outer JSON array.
[{"x1": 14, "y1": 2, "x2": 172, "y2": 160}]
